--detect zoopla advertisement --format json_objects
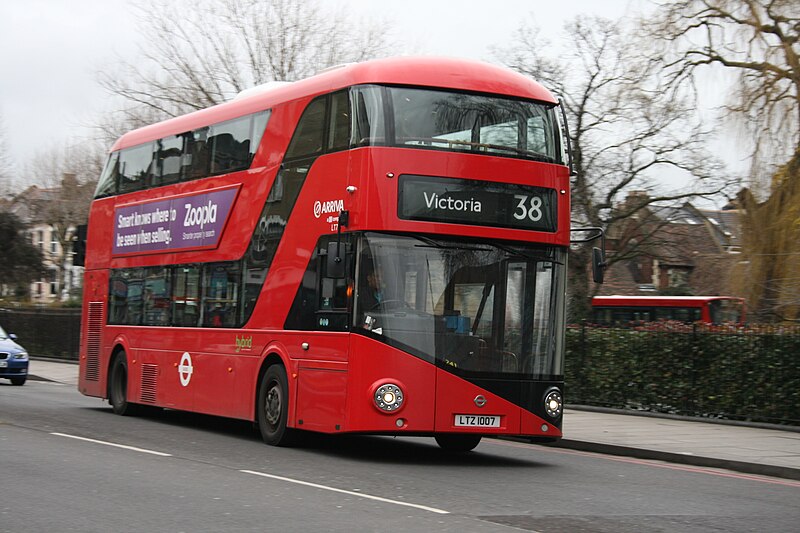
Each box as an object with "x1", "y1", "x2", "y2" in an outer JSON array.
[{"x1": 112, "y1": 186, "x2": 238, "y2": 255}]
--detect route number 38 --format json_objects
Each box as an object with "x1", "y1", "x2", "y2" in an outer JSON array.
[{"x1": 513, "y1": 194, "x2": 543, "y2": 222}]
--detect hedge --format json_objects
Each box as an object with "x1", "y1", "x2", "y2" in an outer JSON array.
[{"x1": 565, "y1": 323, "x2": 800, "y2": 425}]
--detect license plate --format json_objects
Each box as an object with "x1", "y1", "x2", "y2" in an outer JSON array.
[
  {"x1": 454, "y1": 414, "x2": 500, "y2": 428},
  {"x1": 0, "y1": 361, "x2": 7, "y2": 367}
]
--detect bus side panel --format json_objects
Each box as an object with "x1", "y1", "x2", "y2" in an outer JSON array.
[
  {"x1": 125, "y1": 331, "x2": 194, "y2": 413},
  {"x1": 285, "y1": 332, "x2": 349, "y2": 432},
  {"x1": 345, "y1": 335, "x2": 436, "y2": 433},
  {"x1": 79, "y1": 269, "x2": 109, "y2": 398},
  {"x1": 433, "y1": 369, "x2": 522, "y2": 435},
  {"x1": 130, "y1": 330, "x2": 262, "y2": 420},
  {"x1": 242, "y1": 99, "x2": 341, "y2": 330},
  {"x1": 295, "y1": 362, "x2": 348, "y2": 432},
  {"x1": 134, "y1": 342, "x2": 191, "y2": 410},
  {"x1": 84, "y1": 200, "x2": 115, "y2": 270},
  {"x1": 189, "y1": 351, "x2": 261, "y2": 419}
]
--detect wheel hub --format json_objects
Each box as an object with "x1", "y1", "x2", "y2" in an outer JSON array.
[{"x1": 265, "y1": 384, "x2": 282, "y2": 425}]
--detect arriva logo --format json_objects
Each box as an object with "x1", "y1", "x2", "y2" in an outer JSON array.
[
  {"x1": 313, "y1": 199, "x2": 344, "y2": 218},
  {"x1": 235, "y1": 335, "x2": 253, "y2": 353}
]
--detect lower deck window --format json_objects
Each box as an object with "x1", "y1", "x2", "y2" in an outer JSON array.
[{"x1": 109, "y1": 261, "x2": 245, "y2": 328}]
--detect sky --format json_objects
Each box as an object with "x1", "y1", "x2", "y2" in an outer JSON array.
[{"x1": 0, "y1": 0, "x2": 639, "y2": 172}]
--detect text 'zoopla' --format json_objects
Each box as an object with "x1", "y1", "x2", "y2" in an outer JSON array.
[{"x1": 184, "y1": 201, "x2": 218, "y2": 230}]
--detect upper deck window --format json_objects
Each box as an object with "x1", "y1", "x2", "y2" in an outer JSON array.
[
  {"x1": 285, "y1": 89, "x2": 351, "y2": 160},
  {"x1": 94, "y1": 110, "x2": 270, "y2": 198},
  {"x1": 354, "y1": 85, "x2": 561, "y2": 164},
  {"x1": 285, "y1": 97, "x2": 326, "y2": 160},
  {"x1": 118, "y1": 143, "x2": 156, "y2": 194},
  {"x1": 154, "y1": 134, "x2": 188, "y2": 186}
]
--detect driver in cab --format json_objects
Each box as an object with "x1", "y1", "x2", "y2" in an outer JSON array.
[
  {"x1": 359, "y1": 258, "x2": 384, "y2": 307},
  {"x1": 359, "y1": 258, "x2": 385, "y2": 331}
]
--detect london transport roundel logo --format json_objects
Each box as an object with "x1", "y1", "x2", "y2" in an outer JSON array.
[{"x1": 179, "y1": 352, "x2": 193, "y2": 387}]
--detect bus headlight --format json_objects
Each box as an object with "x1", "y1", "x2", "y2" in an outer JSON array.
[
  {"x1": 544, "y1": 388, "x2": 563, "y2": 418},
  {"x1": 374, "y1": 383, "x2": 404, "y2": 413}
]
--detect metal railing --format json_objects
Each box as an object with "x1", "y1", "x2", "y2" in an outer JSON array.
[{"x1": 0, "y1": 307, "x2": 81, "y2": 360}]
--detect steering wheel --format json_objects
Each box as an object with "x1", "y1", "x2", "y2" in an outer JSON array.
[{"x1": 370, "y1": 299, "x2": 410, "y2": 311}]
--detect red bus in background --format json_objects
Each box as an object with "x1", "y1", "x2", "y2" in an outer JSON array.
[
  {"x1": 78, "y1": 57, "x2": 572, "y2": 451},
  {"x1": 591, "y1": 296, "x2": 746, "y2": 326}
]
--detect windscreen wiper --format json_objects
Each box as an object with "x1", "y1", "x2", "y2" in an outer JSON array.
[
  {"x1": 400, "y1": 136, "x2": 557, "y2": 163},
  {"x1": 492, "y1": 242, "x2": 563, "y2": 264},
  {"x1": 412, "y1": 235, "x2": 493, "y2": 253}
]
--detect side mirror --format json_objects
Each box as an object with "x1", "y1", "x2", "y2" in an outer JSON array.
[
  {"x1": 326, "y1": 241, "x2": 346, "y2": 279},
  {"x1": 571, "y1": 227, "x2": 607, "y2": 285},
  {"x1": 73, "y1": 224, "x2": 88, "y2": 267},
  {"x1": 9, "y1": 333, "x2": 18, "y2": 341},
  {"x1": 592, "y1": 247, "x2": 606, "y2": 284}
]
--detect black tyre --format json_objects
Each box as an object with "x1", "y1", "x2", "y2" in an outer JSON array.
[
  {"x1": 10, "y1": 376, "x2": 26, "y2": 386},
  {"x1": 257, "y1": 365, "x2": 296, "y2": 446},
  {"x1": 109, "y1": 351, "x2": 138, "y2": 416},
  {"x1": 435, "y1": 434, "x2": 482, "y2": 452}
]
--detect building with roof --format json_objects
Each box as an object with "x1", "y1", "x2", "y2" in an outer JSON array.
[
  {"x1": 596, "y1": 191, "x2": 742, "y2": 297},
  {"x1": 5, "y1": 174, "x2": 92, "y2": 303}
]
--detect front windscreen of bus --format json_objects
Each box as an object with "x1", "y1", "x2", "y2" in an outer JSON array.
[
  {"x1": 708, "y1": 299, "x2": 743, "y2": 324},
  {"x1": 354, "y1": 233, "x2": 566, "y2": 379},
  {"x1": 352, "y1": 85, "x2": 561, "y2": 164}
]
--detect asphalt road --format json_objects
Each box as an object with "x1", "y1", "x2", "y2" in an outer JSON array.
[{"x1": 2, "y1": 379, "x2": 799, "y2": 533}]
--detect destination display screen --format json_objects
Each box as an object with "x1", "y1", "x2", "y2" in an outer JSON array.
[{"x1": 398, "y1": 175, "x2": 557, "y2": 232}]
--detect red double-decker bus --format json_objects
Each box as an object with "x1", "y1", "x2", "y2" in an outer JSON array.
[
  {"x1": 78, "y1": 57, "x2": 572, "y2": 451},
  {"x1": 591, "y1": 296, "x2": 746, "y2": 326}
]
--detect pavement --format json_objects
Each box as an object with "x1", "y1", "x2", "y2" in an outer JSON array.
[{"x1": 24, "y1": 358, "x2": 800, "y2": 481}]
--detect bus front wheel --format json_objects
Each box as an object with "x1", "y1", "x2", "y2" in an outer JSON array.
[
  {"x1": 109, "y1": 351, "x2": 138, "y2": 416},
  {"x1": 435, "y1": 434, "x2": 482, "y2": 452},
  {"x1": 257, "y1": 365, "x2": 296, "y2": 446}
]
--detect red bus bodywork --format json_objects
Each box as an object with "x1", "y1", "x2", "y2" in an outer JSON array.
[
  {"x1": 79, "y1": 57, "x2": 571, "y2": 448},
  {"x1": 591, "y1": 296, "x2": 746, "y2": 326}
]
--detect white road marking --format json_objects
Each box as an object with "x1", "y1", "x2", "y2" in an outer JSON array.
[
  {"x1": 50, "y1": 432, "x2": 172, "y2": 457},
  {"x1": 240, "y1": 469, "x2": 449, "y2": 514}
]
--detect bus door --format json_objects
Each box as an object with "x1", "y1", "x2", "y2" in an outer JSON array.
[
  {"x1": 289, "y1": 333, "x2": 350, "y2": 433},
  {"x1": 432, "y1": 259, "x2": 524, "y2": 435},
  {"x1": 285, "y1": 237, "x2": 352, "y2": 432}
]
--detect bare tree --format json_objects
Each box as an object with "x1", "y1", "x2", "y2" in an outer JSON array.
[
  {"x1": 0, "y1": 212, "x2": 45, "y2": 297},
  {"x1": 24, "y1": 142, "x2": 105, "y2": 190},
  {"x1": 0, "y1": 112, "x2": 13, "y2": 199},
  {"x1": 648, "y1": 1, "x2": 800, "y2": 320},
  {"x1": 20, "y1": 143, "x2": 104, "y2": 300},
  {"x1": 495, "y1": 15, "x2": 731, "y2": 319},
  {"x1": 99, "y1": 0, "x2": 393, "y2": 124},
  {"x1": 648, "y1": 0, "x2": 800, "y2": 187}
]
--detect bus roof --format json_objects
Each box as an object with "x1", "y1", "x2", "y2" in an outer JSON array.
[{"x1": 110, "y1": 56, "x2": 559, "y2": 152}]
